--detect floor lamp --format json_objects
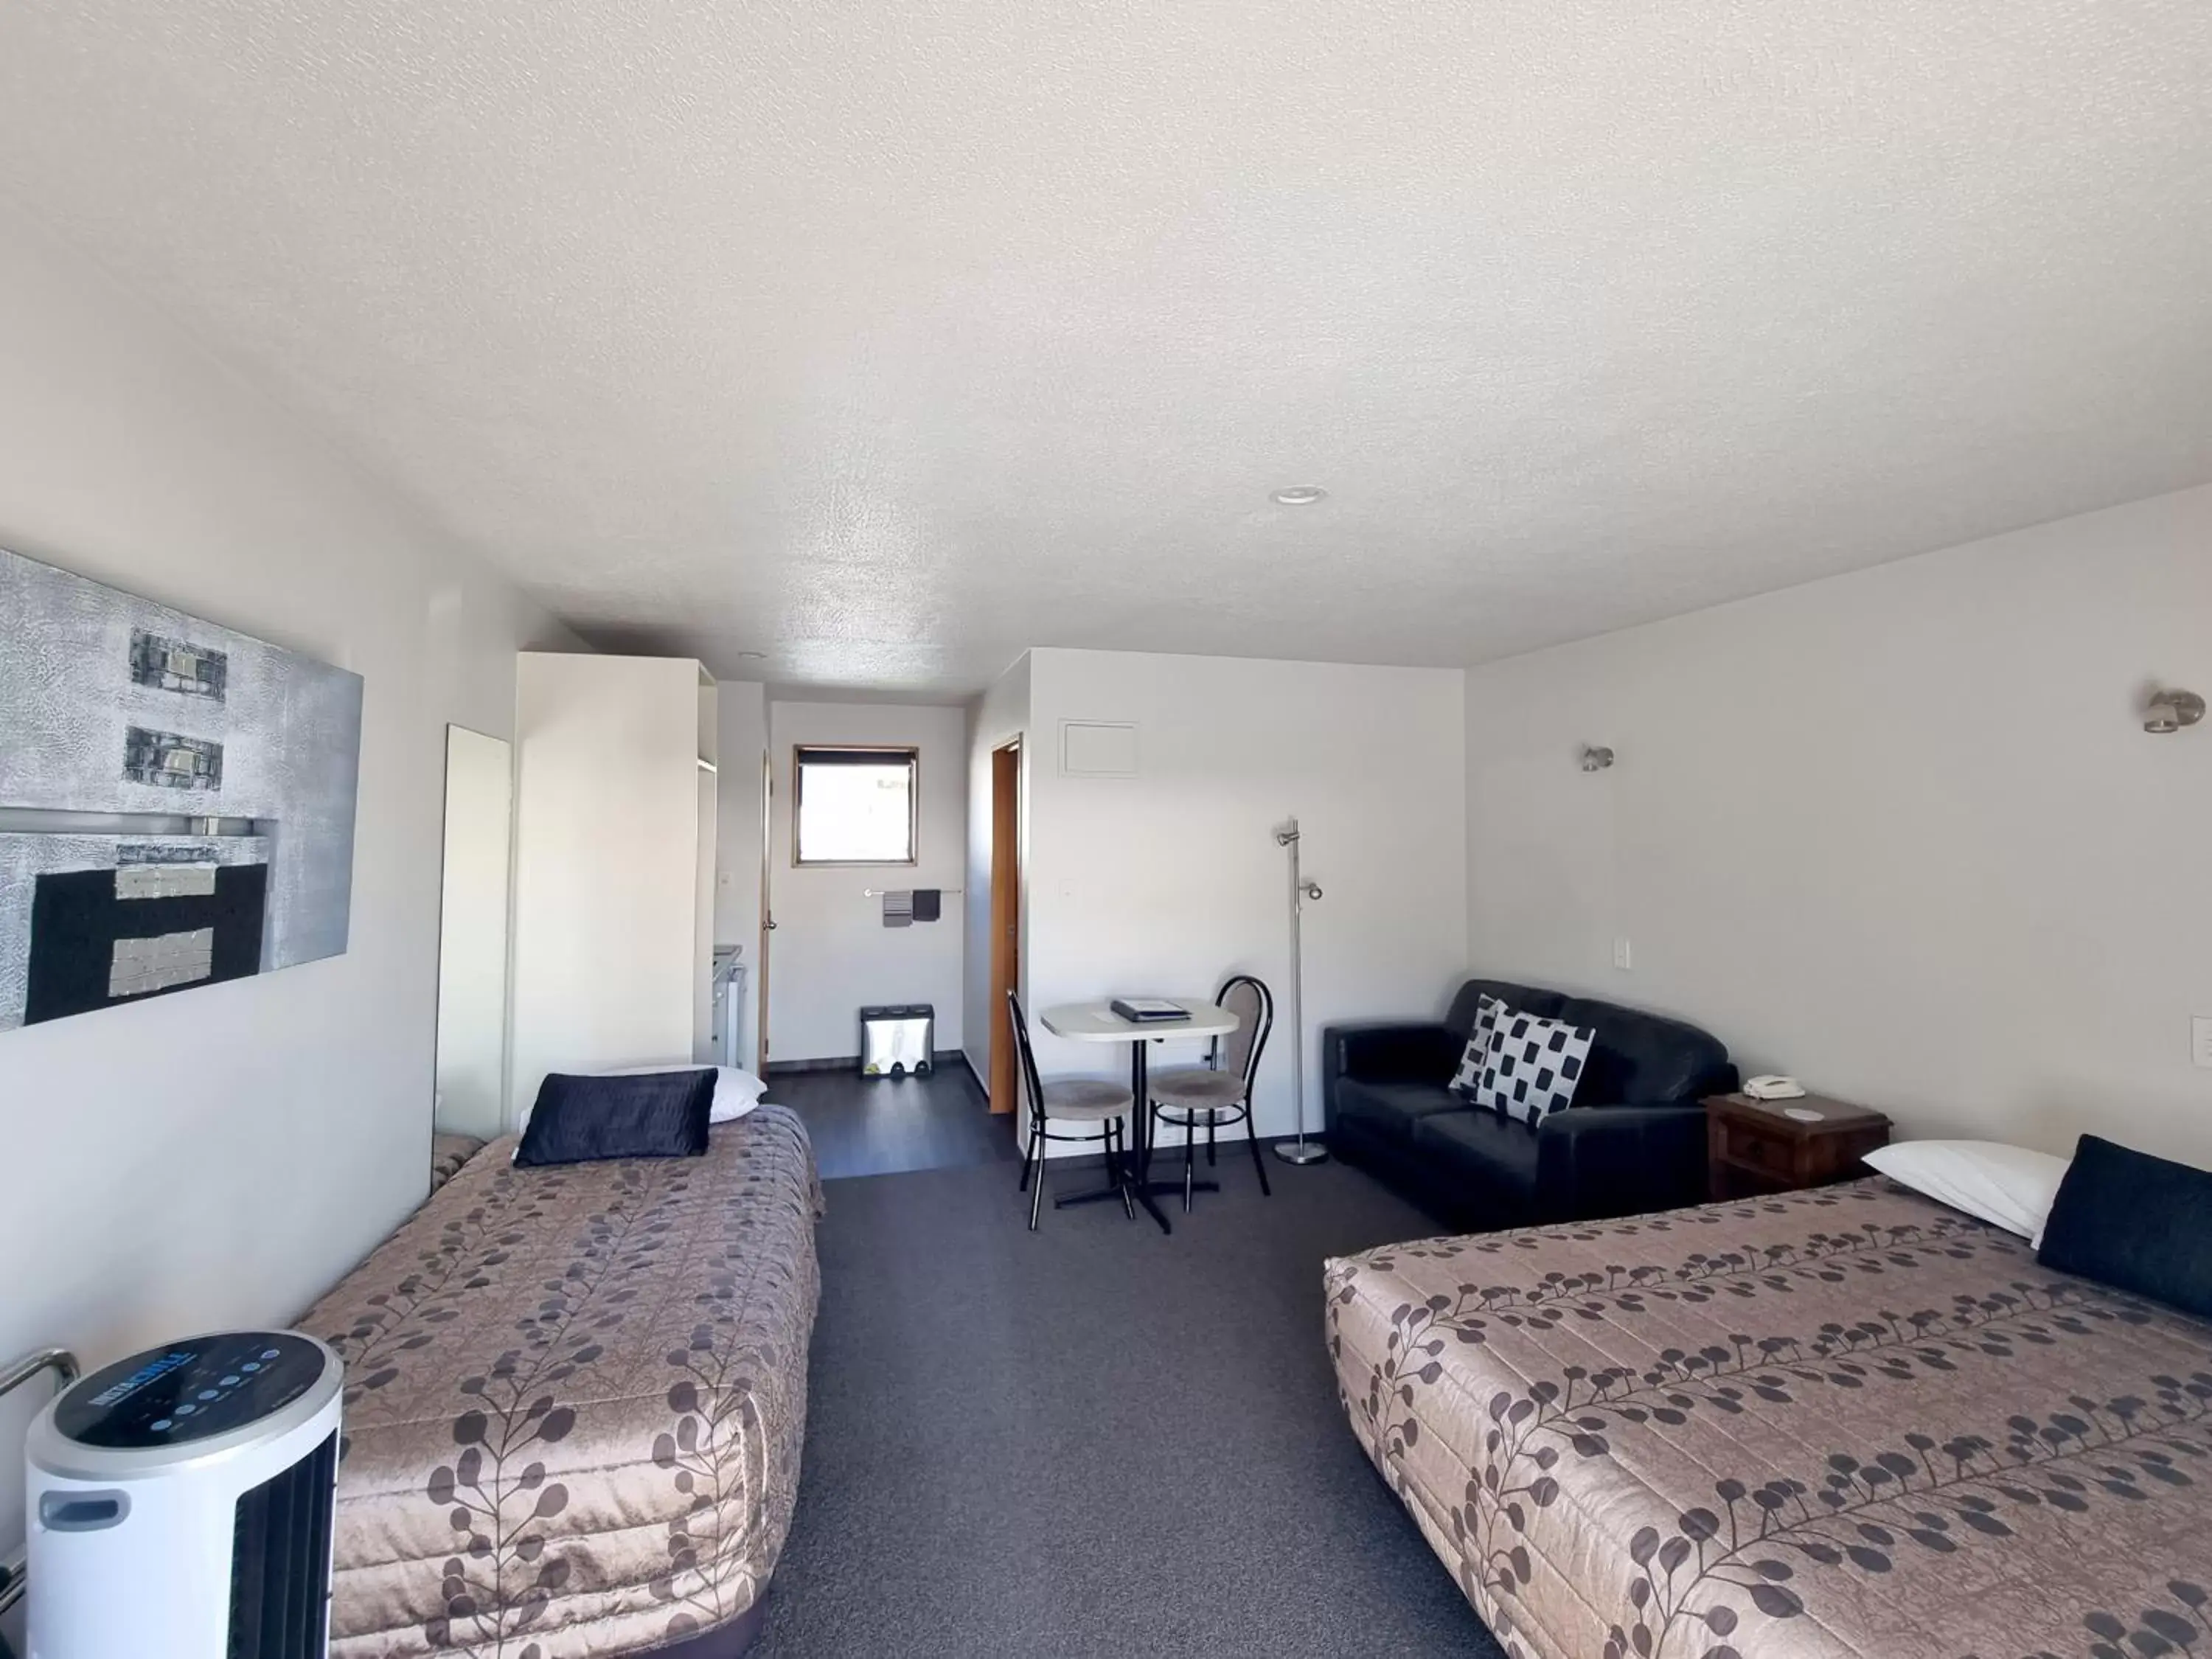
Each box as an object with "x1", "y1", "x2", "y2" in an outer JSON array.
[{"x1": 1273, "y1": 818, "x2": 1329, "y2": 1166}]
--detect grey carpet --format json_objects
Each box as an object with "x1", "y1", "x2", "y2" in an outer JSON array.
[{"x1": 754, "y1": 1152, "x2": 1508, "y2": 1659}]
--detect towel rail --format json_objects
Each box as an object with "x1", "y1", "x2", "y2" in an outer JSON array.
[
  {"x1": 862, "y1": 886, "x2": 963, "y2": 897},
  {"x1": 0, "y1": 1346, "x2": 80, "y2": 1621}
]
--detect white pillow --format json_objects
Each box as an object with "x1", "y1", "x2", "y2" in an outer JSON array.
[
  {"x1": 1862, "y1": 1140, "x2": 2068, "y2": 1243},
  {"x1": 597, "y1": 1064, "x2": 768, "y2": 1124}
]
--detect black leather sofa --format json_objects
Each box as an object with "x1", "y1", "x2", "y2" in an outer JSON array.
[{"x1": 1321, "y1": 978, "x2": 1738, "y2": 1230}]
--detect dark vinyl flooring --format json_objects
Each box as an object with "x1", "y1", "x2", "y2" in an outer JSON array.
[{"x1": 765, "y1": 1060, "x2": 1019, "y2": 1180}]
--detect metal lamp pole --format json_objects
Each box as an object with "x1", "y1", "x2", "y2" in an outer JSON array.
[{"x1": 1273, "y1": 818, "x2": 1329, "y2": 1166}]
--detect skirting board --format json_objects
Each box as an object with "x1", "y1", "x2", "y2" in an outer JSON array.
[{"x1": 764, "y1": 1051, "x2": 967, "y2": 1077}]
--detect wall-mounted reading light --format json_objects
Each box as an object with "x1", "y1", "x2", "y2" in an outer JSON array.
[
  {"x1": 2143, "y1": 688, "x2": 2205, "y2": 735},
  {"x1": 1579, "y1": 745, "x2": 1615, "y2": 772}
]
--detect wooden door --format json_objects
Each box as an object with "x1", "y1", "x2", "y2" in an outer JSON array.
[{"x1": 987, "y1": 740, "x2": 1022, "y2": 1114}]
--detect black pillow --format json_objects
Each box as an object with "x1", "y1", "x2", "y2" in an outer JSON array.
[
  {"x1": 2037, "y1": 1134, "x2": 2212, "y2": 1319},
  {"x1": 515, "y1": 1069, "x2": 716, "y2": 1167}
]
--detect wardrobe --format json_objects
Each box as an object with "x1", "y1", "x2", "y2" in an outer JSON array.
[{"x1": 508, "y1": 653, "x2": 717, "y2": 1124}]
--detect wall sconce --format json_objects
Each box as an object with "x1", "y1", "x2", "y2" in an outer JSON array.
[
  {"x1": 1579, "y1": 745, "x2": 1615, "y2": 772},
  {"x1": 2143, "y1": 688, "x2": 2205, "y2": 735}
]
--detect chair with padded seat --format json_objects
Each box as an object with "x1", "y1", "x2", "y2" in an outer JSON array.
[
  {"x1": 1008, "y1": 990, "x2": 1138, "y2": 1231},
  {"x1": 1147, "y1": 974, "x2": 1273, "y2": 1211}
]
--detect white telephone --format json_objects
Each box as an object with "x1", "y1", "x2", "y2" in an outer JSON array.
[{"x1": 1742, "y1": 1075, "x2": 1806, "y2": 1101}]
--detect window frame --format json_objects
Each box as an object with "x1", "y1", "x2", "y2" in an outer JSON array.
[{"x1": 790, "y1": 744, "x2": 921, "y2": 868}]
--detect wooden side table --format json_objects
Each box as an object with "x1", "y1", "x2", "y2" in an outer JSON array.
[{"x1": 1704, "y1": 1092, "x2": 1892, "y2": 1200}]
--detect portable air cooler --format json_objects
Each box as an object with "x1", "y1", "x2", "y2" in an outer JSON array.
[{"x1": 24, "y1": 1331, "x2": 342, "y2": 1659}]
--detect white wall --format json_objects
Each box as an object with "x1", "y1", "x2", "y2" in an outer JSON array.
[
  {"x1": 1022, "y1": 649, "x2": 1468, "y2": 1153},
  {"x1": 962, "y1": 654, "x2": 1032, "y2": 1080},
  {"x1": 714, "y1": 681, "x2": 768, "y2": 1068},
  {"x1": 0, "y1": 206, "x2": 580, "y2": 1571},
  {"x1": 1465, "y1": 484, "x2": 2212, "y2": 1166},
  {"x1": 765, "y1": 700, "x2": 968, "y2": 1063}
]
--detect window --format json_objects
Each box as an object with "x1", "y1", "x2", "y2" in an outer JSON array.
[{"x1": 793, "y1": 746, "x2": 919, "y2": 866}]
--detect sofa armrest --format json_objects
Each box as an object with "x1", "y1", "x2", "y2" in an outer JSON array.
[
  {"x1": 1318, "y1": 1020, "x2": 1461, "y2": 1130},
  {"x1": 1534, "y1": 1103, "x2": 1709, "y2": 1223}
]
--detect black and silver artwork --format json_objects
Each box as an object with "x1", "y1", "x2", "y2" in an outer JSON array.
[{"x1": 0, "y1": 549, "x2": 364, "y2": 1030}]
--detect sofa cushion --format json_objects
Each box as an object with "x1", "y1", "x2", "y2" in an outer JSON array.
[
  {"x1": 1476, "y1": 1010, "x2": 1595, "y2": 1124},
  {"x1": 1335, "y1": 1077, "x2": 1468, "y2": 1145},
  {"x1": 1450, "y1": 992, "x2": 1511, "y2": 1093},
  {"x1": 1554, "y1": 994, "x2": 1733, "y2": 1105},
  {"x1": 1447, "y1": 980, "x2": 1565, "y2": 1040},
  {"x1": 1409, "y1": 1109, "x2": 1543, "y2": 1198}
]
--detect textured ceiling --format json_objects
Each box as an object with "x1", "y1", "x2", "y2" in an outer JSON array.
[{"x1": 1, "y1": 1, "x2": 2209, "y2": 695}]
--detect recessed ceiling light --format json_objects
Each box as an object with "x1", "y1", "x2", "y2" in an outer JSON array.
[
  {"x1": 1270, "y1": 486, "x2": 1327, "y2": 506},
  {"x1": 734, "y1": 650, "x2": 767, "y2": 661}
]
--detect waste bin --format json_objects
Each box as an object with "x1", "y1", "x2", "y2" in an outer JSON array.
[{"x1": 859, "y1": 1004, "x2": 934, "y2": 1077}]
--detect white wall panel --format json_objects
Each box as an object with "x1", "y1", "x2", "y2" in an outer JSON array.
[
  {"x1": 1464, "y1": 484, "x2": 2212, "y2": 1165},
  {"x1": 0, "y1": 205, "x2": 580, "y2": 1580},
  {"x1": 1020, "y1": 649, "x2": 1467, "y2": 1154},
  {"x1": 765, "y1": 700, "x2": 967, "y2": 1063}
]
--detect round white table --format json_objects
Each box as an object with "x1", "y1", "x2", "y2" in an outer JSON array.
[{"x1": 1038, "y1": 998, "x2": 1239, "y2": 1234}]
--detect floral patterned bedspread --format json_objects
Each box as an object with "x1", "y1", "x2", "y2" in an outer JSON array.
[
  {"x1": 428, "y1": 1133, "x2": 486, "y2": 1196},
  {"x1": 307, "y1": 1105, "x2": 823, "y2": 1658},
  {"x1": 1327, "y1": 1179, "x2": 2212, "y2": 1659}
]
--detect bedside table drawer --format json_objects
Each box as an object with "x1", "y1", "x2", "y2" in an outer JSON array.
[{"x1": 1715, "y1": 1119, "x2": 1792, "y2": 1177}]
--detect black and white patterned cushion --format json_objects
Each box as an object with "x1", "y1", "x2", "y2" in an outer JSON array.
[
  {"x1": 1451, "y1": 993, "x2": 1511, "y2": 1093},
  {"x1": 1475, "y1": 1012, "x2": 1594, "y2": 1126}
]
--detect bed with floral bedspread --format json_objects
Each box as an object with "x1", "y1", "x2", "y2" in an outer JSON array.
[
  {"x1": 1327, "y1": 1178, "x2": 2212, "y2": 1659},
  {"x1": 307, "y1": 1105, "x2": 821, "y2": 1659}
]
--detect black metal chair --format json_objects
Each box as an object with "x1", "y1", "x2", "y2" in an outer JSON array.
[
  {"x1": 1007, "y1": 990, "x2": 1138, "y2": 1231},
  {"x1": 1147, "y1": 975, "x2": 1274, "y2": 1211}
]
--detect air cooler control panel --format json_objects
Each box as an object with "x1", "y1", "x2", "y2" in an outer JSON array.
[{"x1": 53, "y1": 1332, "x2": 325, "y2": 1450}]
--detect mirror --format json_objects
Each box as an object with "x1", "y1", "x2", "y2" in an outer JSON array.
[{"x1": 434, "y1": 726, "x2": 514, "y2": 1141}]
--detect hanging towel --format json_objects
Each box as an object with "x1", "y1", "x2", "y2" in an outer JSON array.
[
  {"x1": 880, "y1": 890, "x2": 913, "y2": 928},
  {"x1": 911, "y1": 888, "x2": 942, "y2": 922}
]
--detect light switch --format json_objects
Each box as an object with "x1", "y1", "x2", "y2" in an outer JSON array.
[
  {"x1": 1613, "y1": 937, "x2": 1633, "y2": 972},
  {"x1": 2194, "y1": 1017, "x2": 2212, "y2": 1071}
]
